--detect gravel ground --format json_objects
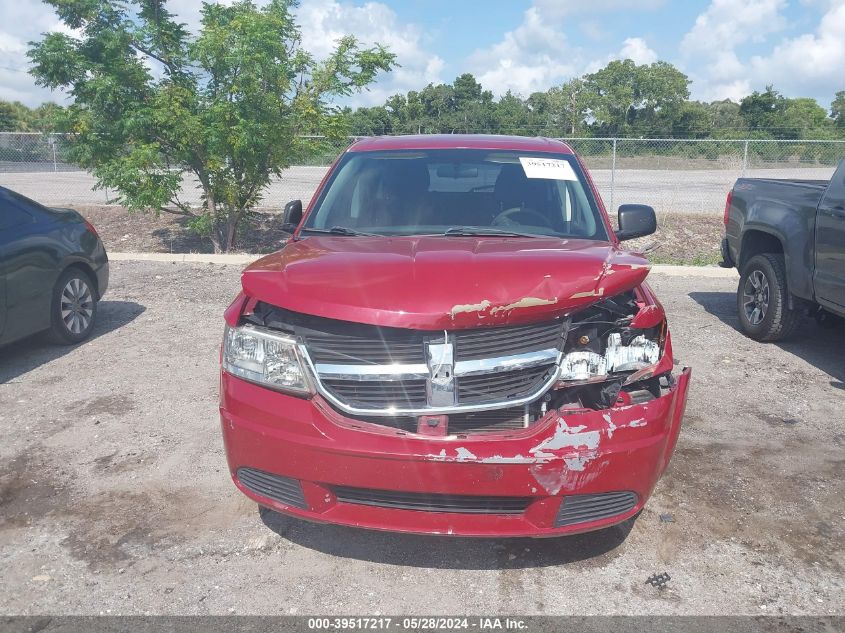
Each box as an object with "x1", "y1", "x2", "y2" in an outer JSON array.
[{"x1": 0, "y1": 261, "x2": 843, "y2": 615}]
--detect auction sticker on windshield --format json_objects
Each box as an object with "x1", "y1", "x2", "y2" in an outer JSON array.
[{"x1": 519, "y1": 156, "x2": 578, "y2": 181}]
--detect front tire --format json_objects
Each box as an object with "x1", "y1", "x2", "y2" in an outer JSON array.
[
  {"x1": 48, "y1": 268, "x2": 98, "y2": 345},
  {"x1": 737, "y1": 254, "x2": 801, "y2": 342}
]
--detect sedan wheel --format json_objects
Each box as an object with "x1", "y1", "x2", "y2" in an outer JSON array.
[
  {"x1": 49, "y1": 269, "x2": 98, "y2": 344},
  {"x1": 61, "y1": 277, "x2": 95, "y2": 334}
]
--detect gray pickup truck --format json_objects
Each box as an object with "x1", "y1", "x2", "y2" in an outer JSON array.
[{"x1": 720, "y1": 159, "x2": 845, "y2": 341}]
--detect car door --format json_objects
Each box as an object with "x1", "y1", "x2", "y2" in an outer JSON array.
[
  {"x1": 815, "y1": 160, "x2": 845, "y2": 310},
  {"x1": 0, "y1": 190, "x2": 61, "y2": 344},
  {"x1": 0, "y1": 202, "x2": 36, "y2": 343}
]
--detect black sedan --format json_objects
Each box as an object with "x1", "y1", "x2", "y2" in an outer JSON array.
[{"x1": 0, "y1": 186, "x2": 108, "y2": 346}]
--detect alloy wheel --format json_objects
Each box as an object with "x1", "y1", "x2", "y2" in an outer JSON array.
[{"x1": 742, "y1": 269, "x2": 770, "y2": 326}]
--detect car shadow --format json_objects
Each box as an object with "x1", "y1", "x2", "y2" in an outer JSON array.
[
  {"x1": 689, "y1": 291, "x2": 845, "y2": 383},
  {"x1": 259, "y1": 506, "x2": 635, "y2": 570},
  {"x1": 0, "y1": 300, "x2": 146, "y2": 384}
]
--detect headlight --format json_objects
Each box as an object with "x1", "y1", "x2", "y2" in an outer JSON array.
[
  {"x1": 604, "y1": 333, "x2": 660, "y2": 372},
  {"x1": 558, "y1": 294, "x2": 662, "y2": 382},
  {"x1": 223, "y1": 324, "x2": 313, "y2": 395}
]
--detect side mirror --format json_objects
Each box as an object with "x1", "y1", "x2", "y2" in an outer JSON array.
[
  {"x1": 282, "y1": 199, "x2": 303, "y2": 232},
  {"x1": 616, "y1": 204, "x2": 656, "y2": 241}
]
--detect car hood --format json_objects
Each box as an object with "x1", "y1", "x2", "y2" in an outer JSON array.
[{"x1": 241, "y1": 235, "x2": 651, "y2": 329}]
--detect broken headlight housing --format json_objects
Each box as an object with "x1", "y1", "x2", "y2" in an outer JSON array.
[
  {"x1": 558, "y1": 291, "x2": 663, "y2": 383},
  {"x1": 223, "y1": 324, "x2": 313, "y2": 395}
]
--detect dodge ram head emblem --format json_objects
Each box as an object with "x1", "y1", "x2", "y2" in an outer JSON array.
[{"x1": 426, "y1": 338, "x2": 455, "y2": 406}]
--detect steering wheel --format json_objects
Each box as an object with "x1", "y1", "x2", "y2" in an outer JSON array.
[{"x1": 492, "y1": 207, "x2": 552, "y2": 228}]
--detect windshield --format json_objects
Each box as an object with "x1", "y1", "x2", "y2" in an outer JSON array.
[{"x1": 302, "y1": 149, "x2": 608, "y2": 240}]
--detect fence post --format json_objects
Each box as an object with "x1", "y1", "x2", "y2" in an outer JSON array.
[
  {"x1": 610, "y1": 138, "x2": 617, "y2": 212},
  {"x1": 51, "y1": 139, "x2": 57, "y2": 173},
  {"x1": 741, "y1": 140, "x2": 749, "y2": 177}
]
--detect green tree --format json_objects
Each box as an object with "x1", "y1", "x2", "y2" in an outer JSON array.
[
  {"x1": 831, "y1": 91, "x2": 845, "y2": 129},
  {"x1": 0, "y1": 101, "x2": 32, "y2": 131},
  {"x1": 546, "y1": 78, "x2": 591, "y2": 135},
  {"x1": 780, "y1": 97, "x2": 830, "y2": 139},
  {"x1": 346, "y1": 105, "x2": 393, "y2": 135},
  {"x1": 494, "y1": 91, "x2": 531, "y2": 135},
  {"x1": 671, "y1": 101, "x2": 711, "y2": 138},
  {"x1": 29, "y1": 0, "x2": 395, "y2": 252},
  {"x1": 706, "y1": 99, "x2": 747, "y2": 138},
  {"x1": 583, "y1": 59, "x2": 690, "y2": 136},
  {"x1": 740, "y1": 87, "x2": 831, "y2": 139},
  {"x1": 739, "y1": 86, "x2": 787, "y2": 136}
]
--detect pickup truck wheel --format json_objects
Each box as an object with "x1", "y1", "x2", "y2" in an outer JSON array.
[
  {"x1": 737, "y1": 254, "x2": 801, "y2": 341},
  {"x1": 47, "y1": 268, "x2": 98, "y2": 345}
]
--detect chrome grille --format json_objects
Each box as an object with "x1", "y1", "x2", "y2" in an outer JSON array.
[
  {"x1": 306, "y1": 333, "x2": 424, "y2": 365},
  {"x1": 246, "y1": 302, "x2": 567, "y2": 421},
  {"x1": 322, "y1": 378, "x2": 428, "y2": 409},
  {"x1": 457, "y1": 366, "x2": 554, "y2": 405},
  {"x1": 455, "y1": 322, "x2": 564, "y2": 361}
]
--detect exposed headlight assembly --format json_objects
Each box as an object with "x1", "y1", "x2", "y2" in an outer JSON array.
[
  {"x1": 558, "y1": 293, "x2": 662, "y2": 382},
  {"x1": 223, "y1": 324, "x2": 313, "y2": 395}
]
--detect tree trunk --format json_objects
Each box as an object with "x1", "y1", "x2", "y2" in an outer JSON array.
[
  {"x1": 224, "y1": 211, "x2": 240, "y2": 252},
  {"x1": 207, "y1": 192, "x2": 223, "y2": 254}
]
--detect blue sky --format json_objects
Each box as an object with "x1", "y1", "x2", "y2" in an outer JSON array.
[{"x1": 2, "y1": 0, "x2": 844, "y2": 109}]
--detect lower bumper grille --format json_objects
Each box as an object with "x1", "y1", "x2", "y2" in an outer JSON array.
[
  {"x1": 332, "y1": 486, "x2": 532, "y2": 515},
  {"x1": 237, "y1": 467, "x2": 308, "y2": 510},
  {"x1": 447, "y1": 407, "x2": 528, "y2": 433},
  {"x1": 344, "y1": 406, "x2": 531, "y2": 435},
  {"x1": 555, "y1": 491, "x2": 638, "y2": 527}
]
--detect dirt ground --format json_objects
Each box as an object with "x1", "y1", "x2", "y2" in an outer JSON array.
[
  {"x1": 0, "y1": 262, "x2": 843, "y2": 615},
  {"x1": 75, "y1": 205, "x2": 724, "y2": 265}
]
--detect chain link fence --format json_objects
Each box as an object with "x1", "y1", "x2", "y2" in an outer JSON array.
[{"x1": 1, "y1": 132, "x2": 843, "y2": 215}]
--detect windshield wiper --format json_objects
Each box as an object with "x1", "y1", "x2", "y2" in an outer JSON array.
[
  {"x1": 443, "y1": 226, "x2": 540, "y2": 238},
  {"x1": 299, "y1": 226, "x2": 381, "y2": 237}
]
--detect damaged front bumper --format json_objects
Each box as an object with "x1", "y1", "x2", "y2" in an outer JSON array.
[{"x1": 220, "y1": 366, "x2": 691, "y2": 537}]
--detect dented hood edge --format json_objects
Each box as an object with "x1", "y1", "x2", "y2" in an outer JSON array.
[{"x1": 240, "y1": 237, "x2": 652, "y2": 329}]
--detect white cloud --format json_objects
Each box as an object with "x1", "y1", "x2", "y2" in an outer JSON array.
[
  {"x1": 618, "y1": 37, "x2": 658, "y2": 65},
  {"x1": 533, "y1": 0, "x2": 664, "y2": 20},
  {"x1": 680, "y1": 0, "x2": 786, "y2": 100},
  {"x1": 0, "y1": 4, "x2": 74, "y2": 106},
  {"x1": 681, "y1": 0, "x2": 787, "y2": 55},
  {"x1": 748, "y1": 1, "x2": 845, "y2": 93},
  {"x1": 579, "y1": 20, "x2": 607, "y2": 42},
  {"x1": 682, "y1": 0, "x2": 845, "y2": 104},
  {"x1": 295, "y1": 0, "x2": 444, "y2": 106},
  {"x1": 466, "y1": 0, "x2": 665, "y2": 97},
  {"x1": 581, "y1": 37, "x2": 659, "y2": 74},
  {"x1": 466, "y1": 7, "x2": 579, "y2": 96}
]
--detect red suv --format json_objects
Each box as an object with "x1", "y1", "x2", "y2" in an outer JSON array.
[{"x1": 220, "y1": 135, "x2": 691, "y2": 537}]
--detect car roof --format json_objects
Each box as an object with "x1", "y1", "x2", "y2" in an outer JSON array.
[{"x1": 347, "y1": 134, "x2": 574, "y2": 154}]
